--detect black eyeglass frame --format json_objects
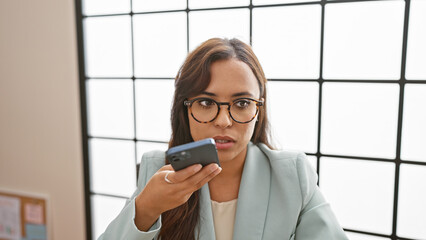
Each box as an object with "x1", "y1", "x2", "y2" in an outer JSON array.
[{"x1": 183, "y1": 97, "x2": 264, "y2": 124}]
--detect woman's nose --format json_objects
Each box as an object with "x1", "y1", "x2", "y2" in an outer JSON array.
[{"x1": 214, "y1": 105, "x2": 232, "y2": 128}]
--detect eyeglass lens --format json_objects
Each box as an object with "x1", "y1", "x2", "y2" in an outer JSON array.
[{"x1": 190, "y1": 98, "x2": 258, "y2": 123}]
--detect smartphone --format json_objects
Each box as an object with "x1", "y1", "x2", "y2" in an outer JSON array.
[{"x1": 166, "y1": 138, "x2": 220, "y2": 171}]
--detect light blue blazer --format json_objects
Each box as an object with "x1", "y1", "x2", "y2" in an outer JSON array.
[{"x1": 99, "y1": 142, "x2": 348, "y2": 240}]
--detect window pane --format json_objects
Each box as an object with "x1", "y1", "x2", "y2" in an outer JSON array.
[
  {"x1": 83, "y1": 0, "x2": 130, "y2": 15},
  {"x1": 135, "y1": 80, "x2": 174, "y2": 141},
  {"x1": 89, "y1": 139, "x2": 136, "y2": 197},
  {"x1": 133, "y1": 0, "x2": 186, "y2": 12},
  {"x1": 91, "y1": 195, "x2": 126, "y2": 240},
  {"x1": 401, "y1": 84, "x2": 426, "y2": 162},
  {"x1": 323, "y1": 1, "x2": 405, "y2": 80},
  {"x1": 86, "y1": 79, "x2": 134, "y2": 138},
  {"x1": 397, "y1": 164, "x2": 426, "y2": 239},
  {"x1": 320, "y1": 157, "x2": 395, "y2": 234},
  {"x1": 84, "y1": 16, "x2": 132, "y2": 77},
  {"x1": 136, "y1": 141, "x2": 168, "y2": 164},
  {"x1": 252, "y1": 5, "x2": 321, "y2": 79},
  {"x1": 133, "y1": 12, "x2": 187, "y2": 78},
  {"x1": 189, "y1": 9, "x2": 250, "y2": 51},
  {"x1": 268, "y1": 81, "x2": 319, "y2": 153},
  {"x1": 189, "y1": 0, "x2": 249, "y2": 9},
  {"x1": 406, "y1": 0, "x2": 426, "y2": 80},
  {"x1": 345, "y1": 232, "x2": 390, "y2": 240},
  {"x1": 321, "y1": 83, "x2": 399, "y2": 159}
]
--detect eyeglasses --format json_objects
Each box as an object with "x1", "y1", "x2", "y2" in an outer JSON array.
[{"x1": 184, "y1": 97, "x2": 263, "y2": 124}]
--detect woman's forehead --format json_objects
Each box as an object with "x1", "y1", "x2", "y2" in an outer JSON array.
[{"x1": 205, "y1": 59, "x2": 260, "y2": 97}]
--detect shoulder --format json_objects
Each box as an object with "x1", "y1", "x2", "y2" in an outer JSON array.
[
  {"x1": 141, "y1": 150, "x2": 166, "y2": 162},
  {"x1": 257, "y1": 143, "x2": 318, "y2": 207},
  {"x1": 257, "y1": 143, "x2": 302, "y2": 164},
  {"x1": 257, "y1": 143, "x2": 310, "y2": 172},
  {"x1": 137, "y1": 150, "x2": 166, "y2": 186}
]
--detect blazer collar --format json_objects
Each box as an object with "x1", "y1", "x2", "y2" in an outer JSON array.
[
  {"x1": 196, "y1": 185, "x2": 216, "y2": 240},
  {"x1": 196, "y1": 142, "x2": 271, "y2": 240}
]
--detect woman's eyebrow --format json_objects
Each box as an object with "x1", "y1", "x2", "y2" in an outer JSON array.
[
  {"x1": 232, "y1": 92, "x2": 254, "y2": 97},
  {"x1": 200, "y1": 91, "x2": 216, "y2": 96},
  {"x1": 200, "y1": 91, "x2": 254, "y2": 97}
]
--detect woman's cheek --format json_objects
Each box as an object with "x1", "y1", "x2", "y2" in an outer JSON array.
[{"x1": 242, "y1": 122, "x2": 256, "y2": 142}]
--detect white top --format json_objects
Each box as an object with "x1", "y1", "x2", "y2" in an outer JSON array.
[{"x1": 211, "y1": 199, "x2": 238, "y2": 240}]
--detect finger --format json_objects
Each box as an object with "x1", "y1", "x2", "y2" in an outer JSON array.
[
  {"x1": 158, "y1": 164, "x2": 173, "y2": 172},
  {"x1": 189, "y1": 165, "x2": 222, "y2": 192},
  {"x1": 164, "y1": 164, "x2": 203, "y2": 184},
  {"x1": 160, "y1": 164, "x2": 173, "y2": 171},
  {"x1": 184, "y1": 164, "x2": 222, "y2": 192}
]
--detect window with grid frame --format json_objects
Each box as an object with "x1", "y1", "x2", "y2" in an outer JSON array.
[{"x1": 75, "y1": 0, "x2": 426, "y2": 239}]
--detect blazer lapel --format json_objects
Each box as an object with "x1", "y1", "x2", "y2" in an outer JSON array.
[
  {"x1": 196, "y1": 184, "x2": 216, "y2": 240},
  {"x1": 196, "y1": 143, "x2": 271, "y2": 240},
  {"x1": 233, "y1": 142, "x2": 271, "y2": 240}
]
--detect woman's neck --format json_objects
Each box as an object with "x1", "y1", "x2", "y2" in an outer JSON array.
[{"x1": 208, "y1": 147, "x2": 247, "y2": 202}]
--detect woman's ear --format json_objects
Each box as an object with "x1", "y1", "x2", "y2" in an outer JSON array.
[{"x1": 258, "y1": 97, "x2": 265, "y2": 122}]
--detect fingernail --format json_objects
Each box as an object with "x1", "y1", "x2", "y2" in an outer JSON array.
[
  {"x1": 210, "y1": 164, "x2": 218, "y2": 171},
  {"x1": 194, "y1": 164, "x2": 202, "y2": 172},
  {"x1": 214, "y1": 167, "x2": 222, "y2": 175}
]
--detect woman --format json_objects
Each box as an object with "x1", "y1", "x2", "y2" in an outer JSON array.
[{"x1": 99, "y1": 38, "x2": 348, "y2": 240}]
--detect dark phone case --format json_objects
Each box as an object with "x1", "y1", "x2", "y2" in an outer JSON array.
[{"x1": 166, "y1": 138, "x2": 220, "y2": 171}]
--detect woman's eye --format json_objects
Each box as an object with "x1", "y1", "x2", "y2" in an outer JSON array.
[
  {"x1": 198, "y1": 99, "x2": 214, "y2": 107},
  {"x1": 235, "y1": 100, "x2": 251, "y2": 108}
]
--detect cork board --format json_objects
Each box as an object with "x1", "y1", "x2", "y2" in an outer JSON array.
[{"x1": 0, "y1": 189, "x2": 47, "y2": 240}]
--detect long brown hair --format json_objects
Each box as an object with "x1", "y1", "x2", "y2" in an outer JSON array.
[{"x1": 159, "y1": 38, "x2": 272, "y2": 240}]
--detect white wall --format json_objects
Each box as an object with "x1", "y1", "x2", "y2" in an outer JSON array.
[{"x1": 0, "y1": 0, "x2": 86, "y2": 239}]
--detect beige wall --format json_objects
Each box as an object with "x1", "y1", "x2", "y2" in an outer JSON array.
[{"x1": 0, "y1": 0, "x2": 86, "y2": 239}]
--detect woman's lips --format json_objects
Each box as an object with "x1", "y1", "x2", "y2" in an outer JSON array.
[{"x1": 213, "y1": 137, "x2": 235, "y2": 150}]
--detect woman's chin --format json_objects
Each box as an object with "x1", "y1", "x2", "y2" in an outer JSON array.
[
  {"x1": 216, "y1": 144, "x2": 248, "y2": 166},
  {"x1": 217, "y1": 152, "x2": 232, "y2": 164}
]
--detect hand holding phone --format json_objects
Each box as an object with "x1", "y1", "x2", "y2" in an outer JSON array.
[{"x1": 166, "y1": 138, "x2": 220, "y2": 171}]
